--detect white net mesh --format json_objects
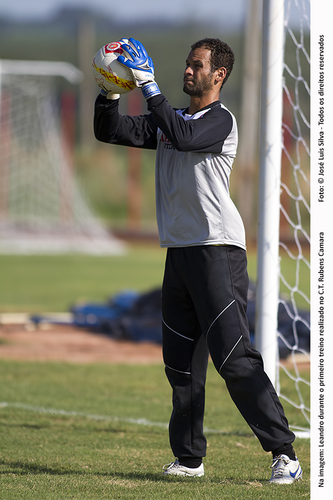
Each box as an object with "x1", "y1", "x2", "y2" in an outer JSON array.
[
  {"x1": 277, "y1": 0, "x2": 310, "y2": 436},
  {"x1": 0, "y1": 63, "x2": 124, "y2": 255}
]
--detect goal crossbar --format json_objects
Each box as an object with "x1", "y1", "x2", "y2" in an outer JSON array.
[{"x1": 0, "y1": 60, "x2": 83, "y2": 84}]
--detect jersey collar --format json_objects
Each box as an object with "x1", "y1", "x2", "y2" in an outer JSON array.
[{"x1": 182, "y1": 100, "x2": 221, "y2": 117}]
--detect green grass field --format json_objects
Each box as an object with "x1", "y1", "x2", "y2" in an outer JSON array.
[
  {"x1": 0, "y1": 244, "x2": 167, "y2": 313},
  {"x1": 0, "y1": 360, "x2": 310, "y2": 500}
]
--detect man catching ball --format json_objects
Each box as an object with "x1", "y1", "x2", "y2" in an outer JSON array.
[{"x1": 93, "y1": 37, "x2": 302, "y2": 485}]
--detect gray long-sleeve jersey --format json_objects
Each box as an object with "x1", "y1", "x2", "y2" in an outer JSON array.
[{"x1": 94, "y1": 93, "x2": 246, "y2": 250}]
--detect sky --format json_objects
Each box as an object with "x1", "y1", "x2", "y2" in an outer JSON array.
[{"x1": 0, "y1": 0, "x2": 248, "y2": 26}]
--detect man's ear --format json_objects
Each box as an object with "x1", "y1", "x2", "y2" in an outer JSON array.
[{"x1": 215, "y1": 67, "x2": 227, "y2": 85}]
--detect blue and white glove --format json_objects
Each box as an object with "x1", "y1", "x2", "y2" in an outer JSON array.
[
  {"x1": 117, "y1": 38, "x2": 161, "y2": 100},
  {"x1": 100, "y1": 88, "x2": 120, "y2": 100}
]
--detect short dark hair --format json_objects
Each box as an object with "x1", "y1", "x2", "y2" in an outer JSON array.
[{"x1": 191, "y1": 38, "x2": 235, "y2": 87}]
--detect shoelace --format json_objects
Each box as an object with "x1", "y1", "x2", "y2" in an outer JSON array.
[
  {"x1": 163, "y1": 461, "x2": 178, "y2": 470},
  {"x1": 271, "y1": 456, "x2": 290, "y2": 477}
]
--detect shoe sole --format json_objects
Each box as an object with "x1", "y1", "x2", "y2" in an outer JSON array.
[
  {"x1": 163, "y1": 470, "x2": 204, "y2": 477},
  {"x1": 269, "y1": 472, "x2": 302, "y2": 484}
]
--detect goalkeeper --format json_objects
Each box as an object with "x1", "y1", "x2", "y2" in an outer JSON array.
[{"x1": 94, "y1": 37, "x2": 302, "y2": 485}]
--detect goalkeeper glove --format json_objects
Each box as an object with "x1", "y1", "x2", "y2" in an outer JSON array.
[
  {"x1": 117, "y1": 38, "x2": 161, "y2": 100},
  {"x1": 100, "y1": 89, "x2": 120, "y2": 100}
]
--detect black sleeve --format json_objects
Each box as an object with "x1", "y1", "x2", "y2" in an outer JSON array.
[
  {"x1": 147, "y1": 94, "x2": 233, "y2": 154},
  {"x1": 94, "y1": 94, "x2": 158, "y2": 150}
]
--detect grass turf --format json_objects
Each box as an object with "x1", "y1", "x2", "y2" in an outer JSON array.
[
  {"x1": 0, "y1": 245, "x2": 167, "y2": 313},
  {"x1": 0, "y1": 360, "x2": 310, "y2": 499}
]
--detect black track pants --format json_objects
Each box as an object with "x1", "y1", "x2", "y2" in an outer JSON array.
[{"x1": 161, "y1": 245, "x2": 295, "y2": 459}]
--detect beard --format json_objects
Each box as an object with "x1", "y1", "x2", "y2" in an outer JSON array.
[{"x1": 183, "y1": 72, "x2": 214, "y2": 96}]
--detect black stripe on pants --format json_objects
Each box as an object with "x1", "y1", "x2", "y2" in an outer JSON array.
[{"x1": 162, "y1": 245, "x2": 295, "y2": 458}]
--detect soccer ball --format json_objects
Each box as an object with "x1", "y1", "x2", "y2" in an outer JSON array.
[{"x1": 92, "y1": 41, "x2": 136, "y2": 94}]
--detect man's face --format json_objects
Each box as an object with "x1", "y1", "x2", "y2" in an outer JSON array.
[{"x1": 183, "y1": 48, "x2": 215, "y2": 97}]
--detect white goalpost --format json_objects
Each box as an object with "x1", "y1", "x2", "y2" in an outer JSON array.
[
  {"x1": 256, "y1": 0, "x2": 285, "y2": 388},
  {"x1": 0, "y1": 59, "x2": 125, "y2": 255},
  {"x1": 255, "y1": 0, "x2": 310, "y2": 438}
]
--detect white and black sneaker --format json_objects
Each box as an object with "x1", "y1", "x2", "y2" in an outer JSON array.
[
  {"x1": 163, "y1": 459, "x2": 204, "y2": 477},
  {"x1": 269, "y1": 454, "x2": 302, "y2": 484}
]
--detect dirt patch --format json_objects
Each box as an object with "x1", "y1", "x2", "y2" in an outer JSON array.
[{"x1": 0, "y1": 323, "x2": 163, "y2": 364}]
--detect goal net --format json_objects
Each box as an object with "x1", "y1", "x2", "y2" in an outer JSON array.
[
  {"x1": 278, "y1": 0, "x2": 310, "y2": 436},
  {"x1": 0, "y1": 60, "x2": 124, "y2": 255},
  {"x1": 255, "y1": 0, "x2": 310, "y2": 438}
]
